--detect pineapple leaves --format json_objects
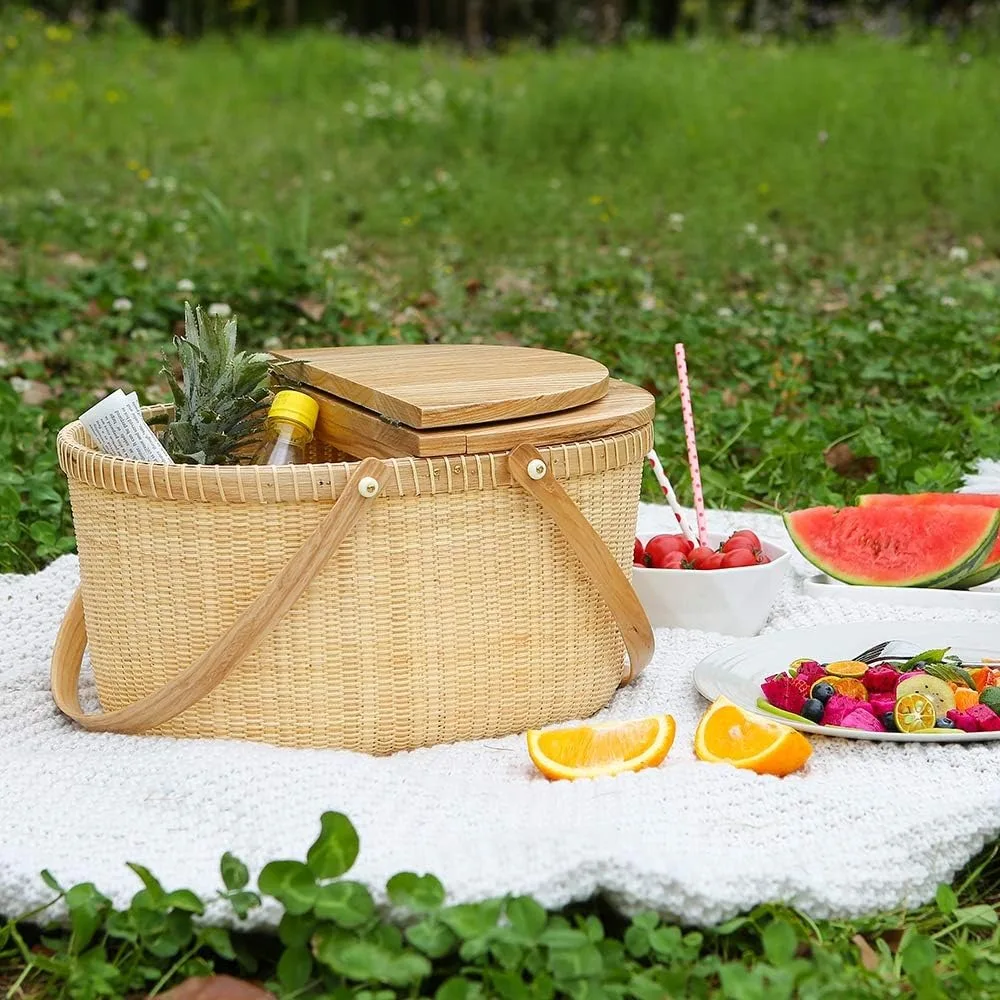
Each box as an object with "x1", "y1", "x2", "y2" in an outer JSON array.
[{"x1": 161, "y1": 303, "x2": 272, "y2": 466}]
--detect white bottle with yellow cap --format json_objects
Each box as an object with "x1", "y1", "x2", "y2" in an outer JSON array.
[{"x1": 252, "y1": 390, "x2": 320, "y2": 466}]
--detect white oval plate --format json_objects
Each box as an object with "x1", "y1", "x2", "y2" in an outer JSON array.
[
  {"x1": 692, "y1": 621, "x2": 1000, "y2": 743},
  {"x1": 802, "y1": 574, "x2": 1000, "y2": 610}
]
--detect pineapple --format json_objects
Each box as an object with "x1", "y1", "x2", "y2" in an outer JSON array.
[{"x1": 161, "y1": 303, "x2": 273, "y2": 465}]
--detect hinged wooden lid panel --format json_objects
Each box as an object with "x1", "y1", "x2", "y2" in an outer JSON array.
[
  {"x1": 271, "y1": 344, "x2": 609, "y2": 429},
  {"x1": 307, "y1": 380, "x2": 655, "y2": 458}
]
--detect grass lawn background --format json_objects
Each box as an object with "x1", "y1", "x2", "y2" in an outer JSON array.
[{"x1": 2, "y1": 6, "x2": 1000, "y2": 997}]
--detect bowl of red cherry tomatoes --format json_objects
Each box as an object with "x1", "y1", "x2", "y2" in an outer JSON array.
[{"x1": 630, "y1": 529, "x2": 790, "y2": 637}]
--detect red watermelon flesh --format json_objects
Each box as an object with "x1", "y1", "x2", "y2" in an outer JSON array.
[
  {"x1": 859, "y1": 493, "x2": 1000, "y2": 588},
  {"x1": 784, "y1": 505, "x2": 1000, "y2": 588}
]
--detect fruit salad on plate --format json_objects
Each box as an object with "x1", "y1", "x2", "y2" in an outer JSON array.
[{"x1": 757, "y1": 643, "x2": 1000, "y2": 735}]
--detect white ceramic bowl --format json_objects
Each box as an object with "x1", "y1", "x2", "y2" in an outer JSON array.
[{"x1": 631, "y1": 532, "x2": 790, "y2": 637}]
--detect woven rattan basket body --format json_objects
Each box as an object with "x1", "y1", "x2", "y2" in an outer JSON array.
[{"x1": 53, "y1": 403, "x2": 654, "y2": 752}]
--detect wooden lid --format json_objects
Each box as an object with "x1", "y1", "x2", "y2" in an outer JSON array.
[
  {"x1": 271, "y1": 344, "x2": 609, "y2": 429},
  {"x1": 304, "y1": 379, "x2": 655, "y2": 458}
]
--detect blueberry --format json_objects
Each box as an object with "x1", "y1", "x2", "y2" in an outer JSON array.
[
  {"x1": 811, "y1": 682, "x2": 836, "y2": 704},
  {"x1": 801, "y1": 698, "x2": 825, "y2": 724},
  {"x1": 881, "y1": 712, "x2": 900, "y2": 732},
  {"x1": 934, "y1": 717, "x2": 957, "y2": 730}
]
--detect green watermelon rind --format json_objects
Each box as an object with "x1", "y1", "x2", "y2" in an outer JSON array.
[
  {"x1": 783, "y1": 508, "x2": 1000, "y2": 589},
  {"x1": 858, "y1": 494, "x2": 1000, "y2": 590},
  {"x1": 950, "y1": 562, "x2": 1000, "y2": 590}
]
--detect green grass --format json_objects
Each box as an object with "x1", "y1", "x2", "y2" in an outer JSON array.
[
  {"x1": 2, "y1": 8, "x2": 1000, "y2": 995},
  {"x1": 3, "y1": 9, "x2": 999, "y2": 571}
]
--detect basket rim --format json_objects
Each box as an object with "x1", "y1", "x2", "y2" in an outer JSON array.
[{"x1": 58, "y1": 404, "x2": 652, "y2": 504}]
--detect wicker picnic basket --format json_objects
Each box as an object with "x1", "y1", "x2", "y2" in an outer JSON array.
[{"x1": 51, "y1": 345, "x2": 656, "y2": 753}]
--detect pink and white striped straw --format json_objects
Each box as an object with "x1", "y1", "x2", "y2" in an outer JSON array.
[
  {"x1": 645, "y1": 449, "x2": 698, "y2": 543},
  {"x1": 674, "y1": 342, "x2": 709, "y2": 547}
]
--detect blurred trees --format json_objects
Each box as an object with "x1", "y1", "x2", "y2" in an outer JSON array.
[{"x1": 27, "y1": 0, "x2": 986, "y2": 42}]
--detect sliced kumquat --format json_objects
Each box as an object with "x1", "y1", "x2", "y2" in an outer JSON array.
[{"x1": 894, "y1": 692, "x2": 937, "y2": 734}]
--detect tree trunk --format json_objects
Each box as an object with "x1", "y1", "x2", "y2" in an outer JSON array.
[
  {"x1": 283, "y1": 0, "x2": 298, "y2": 28},
  {"x1": 417, "y1": 0, "x2": 431, "y2": 37},
  {"x1": 466, "y1": 0, "x2": 484, "y2": 51},
  {"x1": 649, "y1": 0, "x2": 680, "y2": 38}
]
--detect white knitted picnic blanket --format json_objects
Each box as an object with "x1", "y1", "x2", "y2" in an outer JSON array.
[{"x1": 2, "y1": 489, "x2": 1000, "y2": 929}]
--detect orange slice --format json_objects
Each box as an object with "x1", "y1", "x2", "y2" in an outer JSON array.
[
  {"x1": 953, "y1": 686, "x2": 980, "y2": 711},
  {"x1": 694, "y1": 697, "x2": 812, "y2": 777},
  {"x1": 893, "y1": 692, "x2": 936, "y2": 733},
  {"x1": 970, "y1": 668, "x2": 1000, "y2": 693},
  {"x1": 527, "y1": 715, "x2": 676, "y2": 781},
  {"x1": 825, "y1": 660, "x2": 869, "y2": 678},
  {"x1": 813, "y1": 675, "x2": 867, "y2": 701}
]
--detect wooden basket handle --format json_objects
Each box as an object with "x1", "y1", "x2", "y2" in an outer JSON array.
[
  {"x1": 51, "y1": 458, "x2": 391, "y2": 733},
  {"x1": 509, "y1": 444, "x2": 654, "y2": 686}
]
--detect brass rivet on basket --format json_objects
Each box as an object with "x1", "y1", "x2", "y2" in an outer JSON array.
[
  {"x1": 526, "y1": 458, "x2": 547, "y2": 480},
  {"x1": 358, "y1": 476, "x2": 380, "y2": 498}
]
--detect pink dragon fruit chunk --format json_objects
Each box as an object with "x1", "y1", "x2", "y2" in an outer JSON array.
[
  {"x1": 947, "y1": 705, "x2": 1000, "y2": 733},
  {"x1": 839, "y1": 708, "x2": 887, "y2": 732},
  {"x1": 794, "y1": 661, "x2": 827, "y2": 689},
  {"x1": 868, "y1": 692, "x2": 897, "y2": 717},
  {"x1": 761, "y1": 673, "x2": 807, "y2": 715},
  {"x1": 863, "y1": 666, "x2": 900, "y2": 694},
  {"x1": 823, "y1": 694, "x2": 869, "y2": 726}
]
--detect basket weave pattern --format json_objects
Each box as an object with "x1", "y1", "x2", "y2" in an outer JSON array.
[{"x1": 58, "y1": 410, "x2": 652, "y2": 752}]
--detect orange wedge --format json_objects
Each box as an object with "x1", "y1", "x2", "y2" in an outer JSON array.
[
  {"x1": 527, "y1": 715, "x2": 676, "y2": 781},
  {"x1": 694, "y1": 697, "x2": 812, "y2": 777},
  {"x1": 970, "y1": 668, "x2": 1000, "y2": 693},
  {"x1": 954, "y1": 686, "x2": 980, "y2": 711}
]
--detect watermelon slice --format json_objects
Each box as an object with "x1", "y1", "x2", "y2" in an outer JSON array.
[
  {"x1": 784, "y1": 505, "x2": 1000, "y2": 589},
  {"x1": 859, "y1": 493, "x2": 1000, "y2": 588}
]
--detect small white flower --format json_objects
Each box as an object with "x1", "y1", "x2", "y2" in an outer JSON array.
[
  {"x1": 668, "y1": 212, "x2": 685, "y2": 232},
  {"x1": 162, "y1": 176, "x2": 177, "y2": 194},
  {"x1": 948, "y1": 245, "x2": 969, "y2": 263},
  {"x1": 342, "y1": 100, "x2": 358, "y2": 115},
  {"x1": 178, "y1": 208, "x2": 191, "y2": 221},
  {"x1": 716, "y1": 306, "x2": 734, "y2": 319},
  {"x1": 207, "y1": 302, "x2": 232, "y2": 318},
  {"x1": 84, "y1": 216, "x2": 97, "y2": 229},
  {"x1": 131, "y1": 210, "x2": 147, "y2": 224},
  {"x1": 549, "y1": 178, "x2": 562, "y2": 190},
  {"x1": 366, "y1": 299, "x2": 383, "y2": 314},
  {"x1": 241, "y1": 210, "x2": 255, "y2": 224},
  {"x1": 639, "y1": 293, "x2": 657, "y2": 312},
  {"x1": 743, "y1": 222, "x2": 758, "y2": 236},
  {"x1": 941, "y1": 295, "x2": 958, "y2": 307},
  {"x1": 817, "y1": 130, "x2": 829, "y2": 145},
  {"x1": 145, "y1": 176, "x2": 160, "y2": 190},
  {"x1": 321, "y1": 244, "x2": 348, "y2": 263},
  {"x1": 173, "y1": 221, "x2": 187, "y2": 234},
  {"x1": 758, "y1": 234, "x2": 770, "y2": 247},
  {"x1": 320, "y1": 170, "x2": 334, "y2": 183},
  {"x1": 867, "y1": 319, "x2": 884, "y2": 334},
  {"x1": 882, "y1": 282, "x2": 897, "y2": 295},
  {"x1": 617, "y1": 246, "x2": 632, "y2": 259},
  {"x1": 773, "y1": 242, "x2": 788, "y2": 257},
  {"x1": 176, "y1": 278, "x2": 195, "y2": 293},
  {"x1": 45, "y1": 188, "x2": 65, "y2": 205},
  {"x1": 959, "y1": 51, "x2": 972, "y2": 64},
  {"x1": 131, "y1": 253, "x2": 148, "y2": 271},
  {"x1": 112, "y1": 297, "x2": 133, "y2": 312}
]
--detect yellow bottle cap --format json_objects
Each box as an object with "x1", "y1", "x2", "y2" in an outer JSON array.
[{"x1": 267, "y1": 390, "x2": 319, "y2": 433}]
